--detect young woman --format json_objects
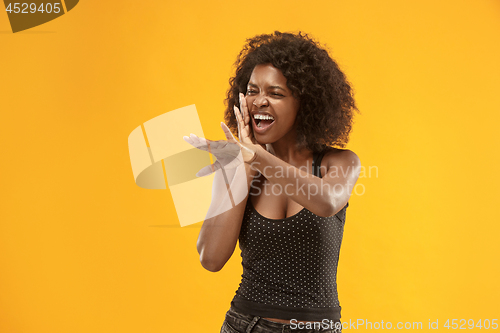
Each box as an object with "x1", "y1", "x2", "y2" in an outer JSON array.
[{"x1": 186, "y1": 31, "x2": 360, "y2": 333}]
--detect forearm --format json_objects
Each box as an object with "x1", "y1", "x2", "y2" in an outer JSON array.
[
  {"x1": 203, "y1": 160, "x2": 256, "y2": 219},
  {"x1": 203, "y1": 164, "x2": 240, "y2": 220},
  {"x1": 250, "y1": 146, "x2": 336, "y2": 216},
  {"x1": 197, "y1": 163, "x2": 258, "y2": 271}
]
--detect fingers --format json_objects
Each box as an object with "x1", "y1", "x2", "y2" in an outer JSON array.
[
  {"x1": 196, "y1": 160, "x2": 222, "y2": 177},
  {"x1": 183, "y1": 133, "x2": 208, "y2": 150},
  {"x1": 234, "y1": 103, "x2": 252, "y2": 144},
  {"x1": 221, "y1": 122, "x2": 237, "y2": 143},
  {"x1": 240, "y1": 93, "x2": 252, "y2": 132},
  {"x1": 238, "y1": 92, "x2": 257, "y2": 144},
  {"x1": 183, "y1": 131, "x2": 243, "y2": 177},
  {"x1": 196, "y1": 165, "x2": 215, "y2": 177},
  {"x1": 239, "y1": 93, "x2": 250, "y2": 127},
  {"x1": 233, "y1": 105, "x2": 242, "y2": 140}
]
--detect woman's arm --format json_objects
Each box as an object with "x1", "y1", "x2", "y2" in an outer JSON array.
[
  {"x1": 248, "y1": 146, "x2": 361, "y2": 217},
  {"x1": 196, "y1": 162, "x2": 258, "y2": 272},
  {"x1": 196, "y1": 95, "x2": 260, "y2": 272},
  {"x1": 229, "y1": 91, "x2": 361, "y2": 217}
]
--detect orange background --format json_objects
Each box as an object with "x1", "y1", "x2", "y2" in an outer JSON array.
[{"x1": 1, "y1": 1, "x2": 499, "y2": 332}]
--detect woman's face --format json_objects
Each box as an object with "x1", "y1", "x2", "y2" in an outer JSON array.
[{"x1": 244, "y1": 63, "x2": 300, "y2": 144}]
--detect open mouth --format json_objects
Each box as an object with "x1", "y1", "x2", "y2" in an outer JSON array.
[{"x1": 253, "y1": 114, "x2": 275, "y2": 130}]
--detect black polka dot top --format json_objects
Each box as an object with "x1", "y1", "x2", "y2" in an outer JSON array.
[{"x1": 230, "y1": 150, "x2": 348, "y2": 321}]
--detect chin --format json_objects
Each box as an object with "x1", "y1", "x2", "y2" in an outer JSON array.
[
  {"x1": 254, "y1": 136, "x2": 273, "y2": 145},
  {"x1": 255, "y1": 137, "x2": 266, "y2": 143}
]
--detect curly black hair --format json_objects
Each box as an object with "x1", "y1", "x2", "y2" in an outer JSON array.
[{"x1": 224, "y1": 31, "x2": 359, "y2": 152}]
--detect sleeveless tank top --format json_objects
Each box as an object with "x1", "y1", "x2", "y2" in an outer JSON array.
[{"x1": 230, "y1": 150, "x2": 348, "y2": 321}]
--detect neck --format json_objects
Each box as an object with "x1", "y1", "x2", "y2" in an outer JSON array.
[{"x1": 267, "y1": 131, "x2": 312, "y2": 166}]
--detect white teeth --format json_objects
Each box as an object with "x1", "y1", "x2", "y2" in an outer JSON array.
[{"x1": 254, "y1": 114, "x2": 275, "y2": 121}]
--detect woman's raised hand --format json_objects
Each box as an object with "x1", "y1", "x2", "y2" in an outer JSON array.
[
  {"x1": 182, "y1": 93, "x2": 263, "y2": 177},
  {"x1": 235, "y1": 93, "x2": 276, "y2": 156},
  {"x1": 234, "y1": 93, "x2": 257, "y2": 146},
  {"x1": 221, "y1": 121, "x2": 258, "y2": 164},
  {"x1": 182, "y1": 133, "x2": 243, "y2": 177},
  {"x1": 183, "y1": 122, "x2": 259, "y2": 177}
]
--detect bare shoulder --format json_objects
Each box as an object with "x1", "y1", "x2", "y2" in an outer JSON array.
[
  {"x1": 323, "y1": 147, "x2": 361, "y2": 179},
  {"x1": 324, "y1": 147, "x2": 360, "y2": 166}
]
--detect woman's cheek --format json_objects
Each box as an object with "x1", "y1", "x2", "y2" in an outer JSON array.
[{"x1": 245, "y1": 96, "x2": 253, "y2": 106}]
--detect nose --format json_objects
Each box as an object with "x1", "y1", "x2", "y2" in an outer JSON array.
[{"x1": 252, "y1": 94, "x2": 269, "y2": 107}]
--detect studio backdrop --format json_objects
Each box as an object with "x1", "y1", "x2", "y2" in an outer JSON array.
[{"x1": 1, "y1": 0, "x2": 499, "y2": 332}]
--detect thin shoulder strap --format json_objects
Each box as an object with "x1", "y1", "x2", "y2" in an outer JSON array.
[{"x1": 312, "y1": 150, "x2": 326, "y2": 178}]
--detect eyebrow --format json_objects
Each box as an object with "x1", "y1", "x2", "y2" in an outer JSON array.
[{"x1": 247, "y1": 83, "x2": 287, "y2": 92}]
